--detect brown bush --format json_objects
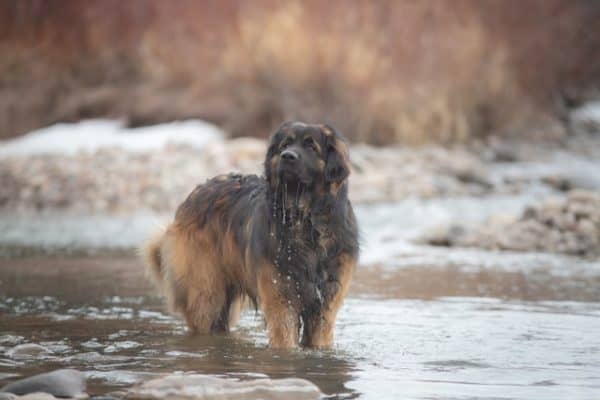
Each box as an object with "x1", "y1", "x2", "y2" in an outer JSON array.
[{"x1": 0, "y1": 0, "x2": 598, "y2": 143}]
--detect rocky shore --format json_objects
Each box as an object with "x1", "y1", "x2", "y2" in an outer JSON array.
[
  {"x1": 1, "y1": 128, "x2": 599, "y2": 214},
  {"x1": 0, "y1": 119, "x2": 599, "y2": 257},
  {"x1": 0, "y1": 137, "x2": 495, "y2": 213},
  {"x1": 420, "y1": 190, "x2": 600, "y2": 258}
]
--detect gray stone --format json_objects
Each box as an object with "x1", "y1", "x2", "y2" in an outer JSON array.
[
  {"x1": 14, "y1": 394, "x2": 58, "y2": 400},
  {"x1": 89, "y1": 397, "x2": 119, "y2": 400},
  {"x1": 7, "y1": 344, "x2": 52, "y2": 358},
  {"x1": 124, "y1": 374, "x2": 322, "y2": 400},
  {"x1": 1, "y1": 370, "x2": 86, "y2": 398}
]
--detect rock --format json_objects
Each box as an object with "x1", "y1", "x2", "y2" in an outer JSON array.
[
  {"x1": 89, "y1": 396, "x2": 120, "y2": 400},
  {"x1": 7, "y1": 344, "x2": 53, "y2": 358},
  {"x1": 542, "y1": 175, "x2": 572, "y2": 192},
  {"x1": 13, "y1": 394, "x2": 58, "y2": 400},
  {"x1": 419, "y1": 224, "x2": 468, "y2": 247},
  {"x1": 1, "y1": 369, "x2": 86, "y2": 398},
  {"x1": 0, "y1": 395, "x2": 55, "y2": 400},
  {"x1": 543, "y1": 173, "x2": 600, "y2": 192},
  {"x1": 421, "y1": 190, "x2": 600, "y2": 258},
  {"x1": 124, "y1": 374, "x2": 322, "y2": 400},
  {"x1": 0, "y1": 335, "x2": 24, "y2": 346}
]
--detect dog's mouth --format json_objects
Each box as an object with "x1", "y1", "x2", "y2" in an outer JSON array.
[
  {"x1": 279, "y1": 164, "x2": 298, "y2": 178},
  {"x1": 279, "y1": 163, "x2": 313, "y2": 185}
]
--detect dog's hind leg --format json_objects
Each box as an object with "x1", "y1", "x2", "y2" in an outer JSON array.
[
  {"x1": 205, "y1": 286, "x2": 243, "y2": 334},
  {"x1": 183, "y1": 284, "x2": 228, "y2": 334},
  {"x1": 160, "y1": 227, "x2": 231, "y2": 335}
]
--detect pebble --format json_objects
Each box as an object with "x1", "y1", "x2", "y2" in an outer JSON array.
[{"x1": 7, "y1": 344, "x2": 52, "y2": 359}]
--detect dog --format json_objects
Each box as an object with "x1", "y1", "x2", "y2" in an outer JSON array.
[{"x1": 141, "y1": 121, "x2": 359, "y2": 349}]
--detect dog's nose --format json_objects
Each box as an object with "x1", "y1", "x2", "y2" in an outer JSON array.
[{"x1": 281, "y1": 149, "x2": 299, "y2": 161}]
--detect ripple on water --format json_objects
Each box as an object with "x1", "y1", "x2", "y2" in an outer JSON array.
[
  {"x1": 104, "y1": 341, "x2": 142, "y2": 353},
  {"x1": 423, "y1": 359, "x2": 493, "y2": 371},
  {"x1": 164, "y1": 350, "x2": 207, "y2": 358}
]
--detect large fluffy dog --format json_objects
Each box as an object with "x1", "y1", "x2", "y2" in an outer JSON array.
[{"x1": 142, "y1": 122, "x2": 359, "y2": 348}]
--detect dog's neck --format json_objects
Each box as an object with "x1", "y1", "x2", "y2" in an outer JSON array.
[
  {"x1": 272, "y1": 177, "x2": 343, "y2": 209},
  {"x1": 269, "y1": 181, "x2": 311, "y2": 227},
  {"x1": 268, "y1": 179, "x2": 347, "y2": 237}
]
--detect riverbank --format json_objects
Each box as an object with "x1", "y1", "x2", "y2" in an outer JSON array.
[
  {"x1": 1, "y1": 119, "x2": 600, "y2": 259},
  {"x1": 1, "y1": 119, "x2": 599, "y2": 211}
]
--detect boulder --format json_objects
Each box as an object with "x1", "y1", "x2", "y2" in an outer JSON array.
[{"x1": 124, "y1": 374, "x2": 322, "y2": 400}]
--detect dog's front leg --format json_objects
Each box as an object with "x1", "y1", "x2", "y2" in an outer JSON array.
[
  {"x1": 258, "y1": 264, "x2": 299, "y2": 349},
  {"x1": 305, "y1": 254, "x2": 355, "y2": 349}
]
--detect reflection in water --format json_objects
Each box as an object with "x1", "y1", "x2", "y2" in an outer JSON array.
[{"x1": 1, "y1": 255, "x2": 600, "y2": 399}]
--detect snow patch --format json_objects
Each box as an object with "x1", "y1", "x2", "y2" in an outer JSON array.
[
  {"x1": 0, "y1": 119, "x2": 224, "y2": 157},
  {"x1": 571, "y1": 100, "x2": 600, "y2": 134}
]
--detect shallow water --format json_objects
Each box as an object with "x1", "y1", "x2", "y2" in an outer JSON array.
[
  {"x1": 1, "y1": 195, "x2": 600, "y2": 399},
  {"x1": 1, "y1": 255, "x2": 599, "y2": 400}
]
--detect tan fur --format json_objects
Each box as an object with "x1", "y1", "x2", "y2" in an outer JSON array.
[
  {"x1": 140, "y1": 230, "x2": 165, "y2": 288},
  {"x1": 257, "y1": 263, "x2": 299, "y2": 348},
  {"x1": 163, "y1": 222, "x2": 225, "y2": 333}
]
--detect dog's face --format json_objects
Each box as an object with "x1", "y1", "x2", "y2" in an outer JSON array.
[{"x1": 265, "y1": 122, "x2": 350, "y2": 189}]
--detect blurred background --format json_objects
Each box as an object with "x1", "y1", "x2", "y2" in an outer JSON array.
[
  {"x1": 1, "y1": 0, "x2": 599, "y2": 143},
  {"x1": 1, "y1": 1, "x2": 600, "y2": 399}
]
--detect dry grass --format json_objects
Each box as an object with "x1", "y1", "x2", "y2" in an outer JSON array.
[{"x1": 1, "y1": 0, "x2": 598, "y2": 143}]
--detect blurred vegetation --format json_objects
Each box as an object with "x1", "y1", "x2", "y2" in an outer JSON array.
[{"x1": 1, "y1": 0, "x2": 599, "y2": 144}]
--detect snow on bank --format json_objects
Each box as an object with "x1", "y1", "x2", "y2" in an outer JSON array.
[
  {"x1": 0, "y1": 119, "x2": 224, "y2": 157},
  {"x1": 571, "y1": 100, "x2": 600, "y2": 134}
]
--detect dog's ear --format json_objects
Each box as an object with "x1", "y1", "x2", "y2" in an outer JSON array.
[{"x1": 324, "y1": 125, "x2": 350, "y2": 183}]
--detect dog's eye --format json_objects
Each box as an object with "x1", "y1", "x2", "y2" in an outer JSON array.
[{"x1": 303, "y1": 138, "x2": 317, "y2": 151}]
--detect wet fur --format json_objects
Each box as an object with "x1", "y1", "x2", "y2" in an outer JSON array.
[{"x1": 141, "y1": 122, "x2": 359, "y2": 348}]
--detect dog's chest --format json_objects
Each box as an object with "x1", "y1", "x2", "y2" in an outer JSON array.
[{"x1": 272, "y1": 214, "x2": 338, "y2": 310}]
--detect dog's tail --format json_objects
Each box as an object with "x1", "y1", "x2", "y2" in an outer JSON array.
[{"x1": 140, "y1": 230, "x2": 165, "y2": 288}]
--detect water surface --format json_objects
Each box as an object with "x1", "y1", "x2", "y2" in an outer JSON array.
[
  {"x1": 1, "y1": 196, "x2": 600, "y2": 399},
  {"x1": 1, "y1": 254, "x2": 599, "y2": 400}
]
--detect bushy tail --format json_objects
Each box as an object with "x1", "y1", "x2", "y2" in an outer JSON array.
[{"x1": 140, "y1": 230, "x2": 164, "y2": 287}]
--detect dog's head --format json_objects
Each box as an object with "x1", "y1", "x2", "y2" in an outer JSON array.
[{"x1": 265, "y1": 122, "x2": 350, "y2": 191}]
